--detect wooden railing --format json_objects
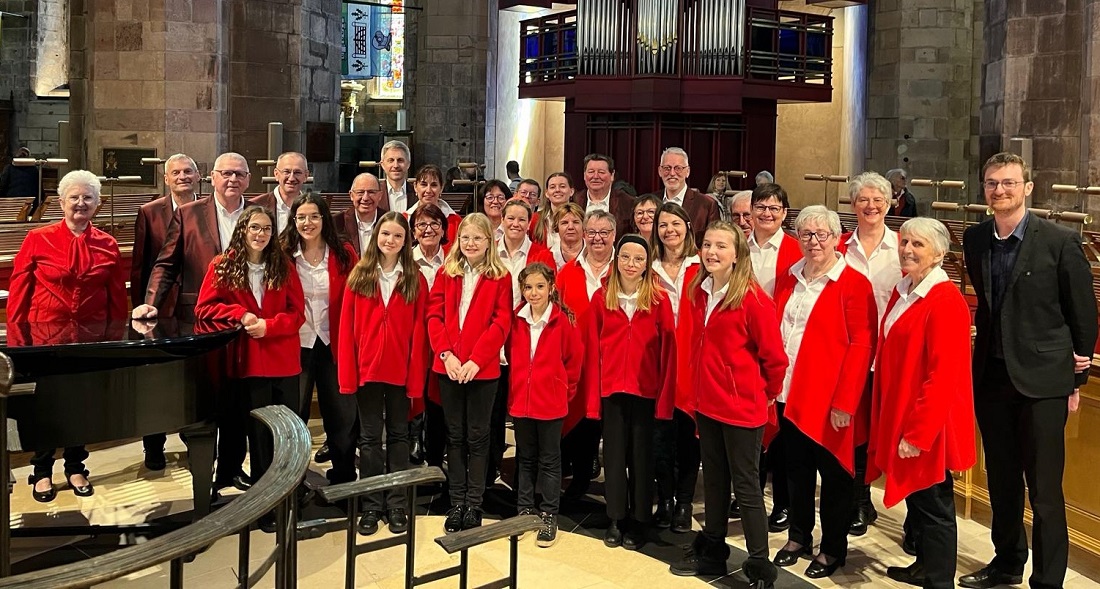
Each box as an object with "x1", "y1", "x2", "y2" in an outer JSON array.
[{"x1": 745, "y1": 7, "x2": 832, "y2": 85}]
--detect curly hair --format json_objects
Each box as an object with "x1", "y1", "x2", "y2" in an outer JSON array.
[{"x1": 214, "y1": 206, "x2": 291, "y2": 291}]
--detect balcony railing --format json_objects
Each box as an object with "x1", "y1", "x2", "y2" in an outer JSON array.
[{"x1": 746, "y1": 8, "x2": 832, "y2": 85}]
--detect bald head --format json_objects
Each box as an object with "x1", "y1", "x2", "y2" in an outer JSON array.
[{"x1": 349, "y1": 173, "x2": 382, "y2": 222}]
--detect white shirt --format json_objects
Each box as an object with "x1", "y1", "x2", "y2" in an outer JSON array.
[
  {"x1": 578, "y1": 254, "x2": 611, "y2": 300},
  {"x1": 273, "y1": 188, "x2": 292, "y2": 234},
  {"x1": 498, "y1": 235, "x2": 533, "y2": 307},
  {"x1": 214, "y1": 196, "x2": 245, "y2": 250},
  {"x1": 295, "y1": 246, "x2": 331, "y2": 347},
  {"x1": 778, "y1": 255, "x2": 847, "y2": 403},
  {"x1": 387, "y1": 180, "x2": 408, "y2": 214},
  {"x1": 617, "y1": 290, "x2": 639, "y2": 320},
  {"x1": 406, "y1": 198, "x2": 458, "y2": 218},
  {"x1": 551, "y1": 241, "x2": 583, "y2": 271},
  {"x1": 170, "y1": 194, "x2": 196, "y2": 211},
  {"x1": 652, "y1": 255, "x2": 700, "y2": 326},
  {"x1": 585, "y1": 190, "x2": 611, "y2": 214},
  {"x1": 663, "y1": 184, "x2": 689, "y2": 206},
  {"x1": 378, "y1": 262, "x2": 403, "y2": 306},
  {"x1": 844, "y1": 227, "x2": 902, "y2": 324},
  {"x1": 882, "y1": 266, "x2": 950, "y2": 339},
  {"x1": 749, "y1": 229, "x2": 786, "y2": 297},
  {"x1": 701, "y1": 275, "x2": 729, "y2": 326},
  {"x1": 518, "y1": 302, "x2": 551, "y2": 360},
  {"x1": 546, "y1": 227, "x2": 561, "y2": 250},
  {"x1": 356, "y1": 209, "x2": 378, "y2": 257},
  {"x1": 247, "y1": 261, "x2": 265, "y2": 307},
  {"x1": 459, "y1": 264, "x2": 481, "y2": 329},
  {"x1": 413, "y1": 245, "x2": 445, "y2": 289}
]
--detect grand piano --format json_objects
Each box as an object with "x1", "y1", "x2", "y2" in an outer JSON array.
[{"x1": 0, "y1": 318, "x2": 239, "y2": 576}]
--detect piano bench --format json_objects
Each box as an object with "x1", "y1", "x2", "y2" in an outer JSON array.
[{"x1": 432, "y1": 514, "x2": 545, "y2": 589}]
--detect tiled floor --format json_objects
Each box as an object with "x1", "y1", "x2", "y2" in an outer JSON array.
[{"x1": 8, "y1": 427, "x2": 1100, "y2": 588}]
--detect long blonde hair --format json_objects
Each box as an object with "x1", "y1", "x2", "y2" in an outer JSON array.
[
  {"x1": 443, "y1": 213, "x2": 509, "y2": 279},
  {"x1": 689, "y1": 220, "x2": 758, "y2": 311},
  {"x1": 346, "y1": 212, "x2": 421, "y2": 302},
  {"x1": 604, "y1": 234, "x2": 659, "y2": 312}
]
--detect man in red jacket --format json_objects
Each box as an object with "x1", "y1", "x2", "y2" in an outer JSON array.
[{"x1": 657, "y1": 147, "x2": 720, "y2": 246}]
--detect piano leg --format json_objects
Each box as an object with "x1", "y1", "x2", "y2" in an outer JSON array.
[{"x1": 184, "y1": 423, "x2": 217, "y2": 520}]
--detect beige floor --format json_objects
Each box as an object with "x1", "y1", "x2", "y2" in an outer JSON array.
[{"x1": 9, "y1": 430, "x2": 1100, "y2": 588}]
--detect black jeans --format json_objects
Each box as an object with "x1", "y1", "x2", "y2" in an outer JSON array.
[
  {"x1": 785, "y1": 420, "x2": 855, "y2": 559},
  {"x1": 487, "y1": 365, "x2": 510, "y2": 483},
  {"x1": 357, "y1": 382, "x2": 411, "y2": 510},
  {"x1": 439, "y1": 376, "x2": 497, "y2": 508},
  {"x1": 562, "y1": 417, "x2": 601, "y2": 486},
  {"x1": 759, "y1": 401, "x2": 790, "y2": 511},
  {"x1": 654, "y1": 408, "x2": 700, "y2": 504},
  {"x1": 905, "y1": 475, "x2": 957, "y2": 589},
  {"x1": 602, "y1": 393, "x2": 656, "y2": 524},
  {"x1": 30, "y1": 446, "x2": 90, "y2": 479},
  {"x1": 514, "y1": 417, "x2": 563, "y2": 514},
  {"x1": 238, "y1": 376, "x2": 299, "y2": 483},
  {"x1": 696, "y1": 413, "x2": 772, "y2": 566},
  {"x1": 301, "y1": 341, "x2": 358, "y2": 483},
  {"x1": 215, "y1": 377, "x2": 249, "y2": 483},
  {"x1": 424, "y1": 397, "x2": 447, "y2": 468}
]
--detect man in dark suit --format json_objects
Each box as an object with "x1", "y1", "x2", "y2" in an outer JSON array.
[
  {"x1": 334, "y1": 172, "x2": 382, "y2": 257},
  {"x1": 573, "y1": 153, "x2": 634, "y2": 238},
  {"x1": 379, "y1": 140, "x2": 414, "y2": 214},
  {"x1": 129, "y1": 153, "x2": 199, "y2": 471},
  {"x1": 886, "y1": 168, "x2": 918, "y2": 218},
  {"x1": 960, "y1": 152, "x2": 1097, "y2": 589},
  {"x1": 249, "y1": 151, "x2": 307, "y2": 234},
  {"x1": 657, "y1": 147, "x2": 720, "y2": 246}
]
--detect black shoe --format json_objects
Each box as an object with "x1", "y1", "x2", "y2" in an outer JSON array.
[
  {"x1": 654, "y1": 500, "x2": 673, "y2": 529},
  {"x1": 804, "y1": 554, "x2": 845, "y2": 579},
  {"x1": 66, "y1": 470, "x2": 94, "y2": 497},
  {"x1": 387, "y1": 508, "x2": 409, "y2": 533},
  {"x1": 563, "y1": 478, "x2": 591, "y2": 500},
  {"x1": 768, "y1": 508, "x2": 789, "y2": 532},
  {"x1": 218, "y1": 473, "x2": 253, "y2": 492},
  {"x1": 314, "y1": 442, "x2": 331, "y2": 463},
  {"x1": 886, "y1": 562, "x2": 925, "y2": 587},
  {"x1": 669, "y1": 541, "x2": 728, "y2": 576},
  {"x1": 622, "y1": 524, "x2": 646, "y2": 551},
  {"x1": 536, "y1": 513, "x2": 558, "y2": 548},
  {"x1": 604, "y1": 520, "x2": 623, "y2": 547},
  {"x1": 463, "y1": 506, "x2": 483, "y2": 530},
  {"x1": 849, "y1": 504, "x2": 878, "y2": 536},
  {"x1": 772, "y1": 545, "x2": 810, "y2": 567},
  {"x1": 902, "y1": 534, "x2": 918, "y2": 556},
  {"x1": 29, "y1": 474, "x2": 56, "y2": 503},
  {"x1": 258, "y1": 514, "x2": 277, "y2": 534},
  {"x1": 728, "y1": 497, "x2": 741, "y2": 520},
  {"x1": 671, "y1": 502, "x2": 693, "y2": 533},
  {"x1": 744, "y1": 557, "x2": 779, "y2": 589},
  {"x1": 357, "y1": 510, "x2": 382, "y2": 536},
  {"x1": 144, "y1": 449, "x2": 167, "y2": 471},
  {"x1": 591, "y1": 455, "x2": 602, "y2": 479},
  {"x1": 444, "y1": 505, "x2": 466, "y2": 533},
  {"x1": 958, "y1": 565, "x2": 1024, "y2": 589}
]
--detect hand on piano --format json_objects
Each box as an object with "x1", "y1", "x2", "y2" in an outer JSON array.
[
  {"x1": 131, "y1": 304, "x2": 158, "y2": 320},
  {"x1": 131, "y1": 318, "x2": 158, "y2": 335},
  {"x1": 241, "y1": 312, "x2": 266, "y2": 338}
]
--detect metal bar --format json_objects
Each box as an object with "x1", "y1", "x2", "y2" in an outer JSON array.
[
  {"x1": 170, "y1": 559, "x2": 183, "y2": 589},
  {"x1": 346, "y1": 499, "x2": 358, "y2": 589},
  {"x1": 275, "y1": 500, "x2": 288, "y2": 589},
  {"x1": 404, "y1": 486, "x2": 416, "y2": 589},
  {"x1": 238, "y1": 528, "x2": 250, "y2": 587},
  {"x1": 509, "y1": 535, "x2": 519, "y2": 589},
  {"x1": 459, "y1": 550, "x2": 469, "y2": 589}
]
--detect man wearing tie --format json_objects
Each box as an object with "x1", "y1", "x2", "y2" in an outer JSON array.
[
  {"x1": 249, "y1": 151, "x2": 308, "y2": 234},
  {"x1": 379, "y1": 140, "x2": 413, "y2": 213},
  {"x1": 960, "y1": 152, "x2": 1097, "y2": 589},
  {"x1": 657, "y1": 147, "x2": 720, "y2": 246}
]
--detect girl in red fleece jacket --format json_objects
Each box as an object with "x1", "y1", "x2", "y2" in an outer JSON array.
[
  {"x1": 338, "y1": 211, "x2": 429, "y2": 536},
  {"x1": 506, "y1": 262, "x2": 583, "y2": 548}
]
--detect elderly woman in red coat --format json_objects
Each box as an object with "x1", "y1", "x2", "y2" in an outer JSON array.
[
  {"x1": 8, "y1": 170, "x2": 128, "y2": 502},
  {"x1": 868, "y1": 217, "x2": 975, "y2": 589},
  {"x1": 771, "y1": 205, "x2": 877, "y2": 579}
]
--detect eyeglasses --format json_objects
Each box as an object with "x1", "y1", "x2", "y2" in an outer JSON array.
[
  {"x1": 351, "y1": 189, "x2": 382, "y2": 197},
  {"x1": 798, "y1": 230, "x2": 832, "y2": 243},
  {"x1": 853, "y1": 197, "x2": 888, "y2": 206},
  {"x1": 415, "y1": 221, "x2": 443, "y2": 231},
  {"x1": 983, "y1": 179, "x2": 1025, "y2": 191},
  {"x1": 753, "y1": 204, "x2": 784, "y2": 214},
  {"x1": 617, "y1": 253, "x2": 648, "y2": 267},
  {"x1": 459, "y1": 235, "x2": 487, "y2": 244},
  {"x1": 294, "y1": 214, "x2": 323, "y2": 224},
  {"x1": 585, "y1": 229, "x2": 613, "y2": 240},
  {"x1": 484, "y1": 194, "x2": 507, "y2": 202},
  {"x1": 65, "y1": 194, "x2": 97, "y2": 204},
  {"x1": 214, "y1": 169, "x2": 249, "y2": 179},
  {"x1": 659, "y1": 165, "x2": 688, "y2": 174},
  {"x1": 634, "y1": 209, "x2": 657, "y2": 218},
  {"x1": 515, "y1": 189, "x2": 539, "y2": 198},
  {"x1": 247, "y1": 224, "x2": 274, "y2": 235},
  {"x1": 277, "y1": 169, "x2": 307, "y2": 178},
  {"x1": 731, "y1": 212, "x2": 753, "y2": 220}
]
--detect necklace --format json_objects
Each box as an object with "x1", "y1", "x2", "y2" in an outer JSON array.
[{"x1": 303, "y1": 245, "x2": 325, "y2": 266}]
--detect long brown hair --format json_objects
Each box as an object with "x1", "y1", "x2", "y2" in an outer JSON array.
[
  {"x1": 517, "y1": 262, "x2": 574, "y2": 324},
  {"x1": 214, "y1": 206, "x2": 291, "y2": 291},
  {"x1": 279, "y1": 192, "x2": 354, "y2": 274},
  {"x1": 533, "y1": 172, "x2": 574, "y2": 243},
  {"x1": 689, "y1": 220, "x2": 758, "y2": 311},
  {"x1": 604, "y1": 234, "x2": 659, "y2": 312},
  {"x1": 651, "y1": 201, "x2": 698, "y2": 261},
  {"x1": 346, "y1": 211, "x2": 421, "y2": 303}
]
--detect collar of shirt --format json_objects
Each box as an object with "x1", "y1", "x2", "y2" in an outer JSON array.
[
  {"x1": 413, "y1": 245, "x2": 445, "y2": 268},
  {"x1": 664, "y1": 185, "x2": 689, "y2": 205},
  {"x1": 894, "y1": 265, "x2": 950, "y2": 304},
  {"x1": 518, "y1": 302, "x2": 551, "y2": 327},
  {"x1": 294, "y1": 245, "x2": 328, "y2": 267},
  {"x1": 749, "y1": 228, "x2": 785, "y2": 251},
  {"x1": 791, "y1": 253, "x2": 846, "y2": 286},
  {"x1": 170, "y1": 194, "x2": 196, "y2": 211},
  {"x1": 846, "y1": 226, "x2": 898, "y2": 258},
  {"x1": 498, "y1": 235, "x2": 532, "y2": 260},
  {"x1": 617, "y1": 289, "x2": 639, "y2": 305},
  {"x1": 701, "y1": 275, "x2": 729, "y2": 299},
  {"x1": 356, "y1": 209, "x2": 378, "y2": 231},
  {"x1": 652, "y1": 255, "x2": 700, "y2": 289},
  {"x1": 578, "y1": 254, "x2": 610, "y2": 280},
  {"x1": 408, "y1": 199, "x2": 456, "y2": 217},
  {"x1": 994, "y1": 211, "x2": 1031, "y2": 241},
  {"x1": 463, "y1": 261, "x2": 481, "y2": 277},
  {"x1": 379, "y1": 262, "x2": 404, "y2": 281},
  {"x1": 387, "y1": 180, "x2": 406, "y2": 197},
  {"x1": 587, "y1": 188, "x2": 611, "y2": 204},
  {"x1": 214, "y1": 195, "x2": 244, "y2": 217}
]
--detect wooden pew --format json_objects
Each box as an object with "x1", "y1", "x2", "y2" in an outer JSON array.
[{"x1": 0, "y1": 198, "x2": 35, "y2": 223}]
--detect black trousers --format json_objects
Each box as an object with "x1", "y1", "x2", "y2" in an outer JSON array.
[
  {"x1": 237, "y1": 376, "x2": 299, "y2": 483},
  {"x1": 357, "y1": 382, "x2": 411, "y2": 510},
  {"x1": 142, "y1": 433, "x2": 166, "y2": 454},
  {"x1": 975, "y1": 359, "x2": 1068, "y2": 589},
  {"x1": 300, "y1": 341, "x2": 359, "y2": 483},
  {"x1": 696, "y1": 412, "x2": 771, "y2": 562},
  {"x1": 654, "y1": 408, "x2": 700, "y2": 504},
  {"x1": 850, "y1": 375, "x2": 874, "y2": 516},
  {"x1": 30, "y1": 446, "x2": 89, "y2": 479},
  {"x1": 758, "y1": 401, "x2": 789, "y2": 511},
  {"x1": 487, "y1": 365, "x2": 510, "y2": 483},
  {"x1": 602, "y1": 393, "x2": 656, "y2": 523},
  {"x1": 561, "y1": 417, "x2": 601, "y2": 485},
  {"x1": 424, "y1": 397, "x2": 447, "y2": 468},
  {"x1": 439, "y1": 376, "x2": 497, "y2": 507},
  {"x1": 215, "y1": 378, "x2": 250, "y2": 483},
  {"x1": 905, "y1": 475, "x2": 957, "y2": 589},
  {"x1": 514, "y1": 417, "x2": 563, "y2": 514},
  {"x1": 785, "y1": 421, "x2": 855, "y2": 558}
]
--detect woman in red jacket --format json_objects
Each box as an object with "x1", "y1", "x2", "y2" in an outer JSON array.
[
  {"x1": 748, "y1": 183, "x2": 802, "y2": 298},
  {"x1": 406, "y1": 164, "x2": 461, "y2": 245},
  {"x1": 427, "y1": 212, "x2": 513, "y2": 533},
  {"x1": 868, "y1": 218, "x2": 975, "y2": 589},
  {"x1": 338, "y1": 211, "x2": 429, "y2": 536},
  {"x1": 506, "y1": 262, "x2": 583, "y2": 548},
  {"x1": 669, "y1": 221, "x2": 786, "y2": 587},
  {"x1": 771, "y1": 205, "x2": 877, "y2": 578},
  {"x1": 196, "y1": 206, "x2": 305, "y2": 504},
  {"x1": 649, "y1": 202, "x2": 702, "y2": 533},
  {"x1": 583, "y1": 234, "x2": 676, "y2": 551},
  {"x1": 280, "y1": 193, "x2": 358, "y2": 484}
]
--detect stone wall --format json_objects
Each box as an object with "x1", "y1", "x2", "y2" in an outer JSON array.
[{"x1": 0, "y1": 0, "x2": 69, "y2": 159}]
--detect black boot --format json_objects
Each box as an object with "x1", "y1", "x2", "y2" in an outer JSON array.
[
  {"x1": 654, "y1": 499, "x2": 673, "y2": 529},
  {"x1": 743, "y1": 557, "x2": 778, "y2": 589},
  {"x1": 669, "y1": 533, "x2": 729, "y2": 577}
]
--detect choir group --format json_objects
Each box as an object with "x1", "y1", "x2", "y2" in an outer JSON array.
[{"x1": 8, "y1": 144, "x2": 1095, "y2": 589}]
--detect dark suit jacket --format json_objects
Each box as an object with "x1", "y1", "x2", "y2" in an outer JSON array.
[
  {"x1": 572, "y1": 188, "x2": 635, "y2": 238},
  {"x1": 145, "y1": 197, "x2": 226, "y2": 321},
  {"x1": 674, "y1": 188, "x2": 721, "y2": 246},
  {"x1": 963, "y1": 213, "x2": 1098, "y2": 397},
  {"x1": 130, "y1": 196, "x2": 176, "y2": 309},
  {"x1": 888, "y1": 188, "x2": 918, "y2": 217},
  {"x1": 378, "y1": 181, "x2": 417, "y2": 213},
  {"x1": 334, "y1": 208, "x2": 363, "y2": 256}
]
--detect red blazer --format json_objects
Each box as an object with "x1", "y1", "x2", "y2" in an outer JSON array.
[
  {"x1": 194, "y1": 256, "x2": 306, "y2": 378},
  {"x1": 304, "y1": 243, "x2": 358, "y2": 352},
  {"x1": 505, "y1": 304, "x2": 584, "y2": 420},
  {"x1": 146, "y1": 196, "x2": 229, "y2": 321},
  {"x1": 867, "y1": 282, "x2": 975, "y2": 507},
  {"x1": 667, "y1": 263, "x2": 702, "y2": 416},
  {"x1": 580, "y1": 288, "x2": 677, "y2": 420},
  {"x1": 676, "y1": 188, "x2": 721, "y2": 246},
  {"x1": 773, "y1": 265, "x2": 878, "y2": 474},
  {"x1": 572, "y1": 188, "x2": 635, "y2": 238},
  {"x1": 131, "y1": 196, "x2": 176, "y2": 309},
  {"x1": 690, "y1": 283, "x2": 788, "y2": 429},
  {"x1": 774, "y1": 233, "x2": 803, "y2": 289},
  {"x1": 248, "y1": 191, "x2": 277, "y2": 210},
  {"x1": 337, "y1": 273, "x2": 430, "y2": 398},
  {"x1": 426, "y1": 269, "x2": 513, "y2": 380},
  {"x1": 8, "y1": 221, "x2": 128, "y2": 323},
  {"x1": 334, "y1": 208, "x2": 364, "y2": 256},
  {"x1": 555, "y1": 258, "x2": 606, "y2": 321}
]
